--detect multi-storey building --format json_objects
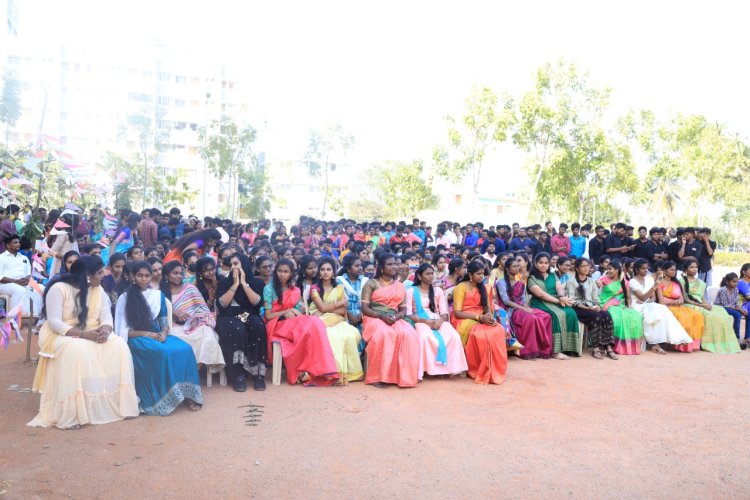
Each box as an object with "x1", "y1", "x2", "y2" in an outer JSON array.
[{"x1": 0, "y1": 0, "x2": 242, "y2": 216}]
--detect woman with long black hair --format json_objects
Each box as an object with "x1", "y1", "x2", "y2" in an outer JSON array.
[
  {"x1": 450, "y1": 259, "x2": 508, "y2": 384},
  {"x1": 115, "y1": 260, "x2": 203, "y2": 415},
  {"x1": 29, "y1": 256, "x2": 139, "y2": 429},
  {"x1": 215, "y1": 253, "x2": 268, "y2": 391}
]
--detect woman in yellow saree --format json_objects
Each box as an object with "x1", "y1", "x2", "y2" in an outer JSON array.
[{"x1": 308, "y1": 257, "x2": 364, "y2": 383}]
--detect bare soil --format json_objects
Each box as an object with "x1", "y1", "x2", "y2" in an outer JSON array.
[{"x1": 2, "y1": 339, "x2": 749, "y2": 499}]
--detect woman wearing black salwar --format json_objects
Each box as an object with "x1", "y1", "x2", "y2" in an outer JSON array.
[
  {"x1": 564, "y1": 258, "x2": 618, "y2": 359},
  {"x1": 216, "y1": 253, "x2": 268, "y2": 392}
]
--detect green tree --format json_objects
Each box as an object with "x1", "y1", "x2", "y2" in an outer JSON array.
[
  {"x1": 199, "y1": 116, "x2": 259, "y2": 220},
  {"x1": 433, "y1": 87, "x2": 514, "y2": 208},
  {"x1": 304, "y1": 125, "x2": 354, "y2": 218},
  {"x1": 0, "y1": 69, "x2": 22, "y2": 147},
  {"x1": 351, "y1": 160, "x2": 438, "y2": 220},
  {"x1": 513, "y1": 60, "x2": 633, "y2": 221}
]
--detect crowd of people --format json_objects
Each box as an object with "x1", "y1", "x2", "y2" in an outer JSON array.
[{"x1": 3, "y1": 203, "x2": 746, "y2": 430}]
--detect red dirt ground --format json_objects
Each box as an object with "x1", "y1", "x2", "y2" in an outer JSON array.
[{"x1": 2, "y1": 340, "x2": 749, "y2": 499}]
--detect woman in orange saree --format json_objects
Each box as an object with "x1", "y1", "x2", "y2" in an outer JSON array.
[
  {"x1": 361, "y1": 253, "x2": 421, "y2": 388},
  {"x1": 263, "y1": 259, "x2": 338, "y2": 386},
  {"x1": 450, "y1": 260, "x2": 508, "y2": 385},
  {"x1": 655, "y1": 261, "x2": 704, "y2": 353}
]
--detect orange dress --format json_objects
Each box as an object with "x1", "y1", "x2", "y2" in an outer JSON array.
[
  {"x1": 361, "y1": 281, "x2": 421, "y2": 387},
  {"x1": 450, "y1": 283, "x2": 508, "y2": 385},
  {"x1": 659, "y1": 280, "x2": 704, "y2": 353}
]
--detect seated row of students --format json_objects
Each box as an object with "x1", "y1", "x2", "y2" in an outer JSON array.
[{"x1": 27, "y1": 239, "x2": 744, "y2": 430}]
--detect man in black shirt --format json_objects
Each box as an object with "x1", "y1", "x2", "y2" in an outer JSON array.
[
  {"x1": 667, "y1": 227, "x2": 683, "y2": 264},
  {"x1": 696, "y1": 227, "x2": 716, "y2": 285},
  {"x1": 604, "y1": 222, "x2": 634, "y2": 257},
  {"x1": 633, "y1": 226, "x2": 650, "y2": 260},
  {"x1": 644, "y1": 227, "x2": 668, "y2": 271},
  {"x1": 676, "y1": 227, "x2": 702, "y2": 271},
  {"x1": 588, "y1": 225, "x2": 606, "y2": 264},
  {"x1": 531, "y1": 231, "x2": 553, "y2": 256}
]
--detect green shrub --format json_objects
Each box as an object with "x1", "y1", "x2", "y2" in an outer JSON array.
[{"x1": 714, "y1": 251, "x2": 750, "y2": 269}]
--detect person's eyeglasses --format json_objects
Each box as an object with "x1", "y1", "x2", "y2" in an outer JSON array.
[{"x1": 204, "y1": 268, "x2": 215, "y2": 273}]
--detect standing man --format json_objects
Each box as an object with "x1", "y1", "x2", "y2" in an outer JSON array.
[
  {"x1": 645, "y1": 227, "x2": 668, "y2": 271},
  {"x1": 633, "y1": 226, "x2": 650, "y2": 261},
  {"x1": 676, "y1": 227, "x2": 702, "y2": 271},
  {"x1": 551, "y1": 223, "x2": 571, "y2": 257},
  {"x1": 696, "y1": 228, "x2": 716, "y2": 285},
  {"x1": 0, "y1": 235, "x2": 31, "y2": 336},
  {"x1": 588, "y1": 225, "x2": 606, "y2": 264},
  {"x1": 139, "y1": 208, "x2": 159, "y2": 249},
  {"x1": 568, "y1": 223, "x2": 586, "y2": 258},
  {"x1": 604, "y1": 223, "x2": 634, "y2": 257}
]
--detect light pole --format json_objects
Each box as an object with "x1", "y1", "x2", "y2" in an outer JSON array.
[{"x1": 202, "y1": 91, "x2": 211, "y2": 219}]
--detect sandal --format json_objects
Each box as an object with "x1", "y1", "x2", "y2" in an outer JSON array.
[
  {"x1": 372, "y1": 382, "x2": 389, "y2": 388},
  {"x1": 649, "y1": 345, "x2": 667, "y2": 355},
  {"x1": 187, "y1": 401, "x2": 202, "y2": 412},
  {"x1": 606, "y1": 350, "x2": 619, "y2": 360},
  {"x1": 591, "y1": 348, "x2": 604, "y2": 360}
]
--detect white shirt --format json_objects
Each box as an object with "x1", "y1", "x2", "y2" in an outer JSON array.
[{"x1": 0, "y1": 251, "x2": 31, "y2": 281}]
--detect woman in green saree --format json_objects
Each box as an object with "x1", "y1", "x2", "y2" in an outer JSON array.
[
  {"x1": 599, "y1": 260, "x2": 644, "y2": 355},
  {"x1": 682, "y1": 258, "x2": 740, "y2": 353},
  {"x1": 528, "y1": 253, "x2": 581, "y2": 359}
]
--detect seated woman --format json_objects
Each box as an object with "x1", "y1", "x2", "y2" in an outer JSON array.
[
  {"x1": 101, "y1": 252, "x2": 127, "y2": 314},
  {"x1": 714, "y1": 272, "x2": 750, "y2": 343},
  {"x1": 335, "y1": 253, "x2": 369, "y2": 334},
  {"x1": 564, "y1": 258, "x2": 617, "y2": 359},
  {"x1": 216, "y1": 254, "x2": 268, "y2": 391},
  {"x1": 629, "y1": 259, "x2": 692, "y2": 354},
  {"x1": 160, "y1": 260, "x2": 226, "y2": 373},
  {"x1": 737, "y1": 263, "x2": 750, "y2": 317},
  {"x1": 598, "y1": 260, "x2": 644, "y2": 356},
  {"x1": 682, "y1": 258, "x2": 740, "y2": 353},
  {"x1": 528, "y1": 253, "x2": 581, "y2": 359},
  {"x1": 29, "y1": 256, "x2": 139, "y2": 429},
  {"x1": 308, "y1": 257, "x2": 364, "y2": 383},
  {"x1": 181, "y1": 250, "x2": 199, "y2": 285},
  {"x1": 115, "y1": 261, "x2": 203, "y2": 415},
  {"x1": 431, "y1": 253, "x2": 450, "y2": 289},
  {"x1": 195, "y1": 256, "x2": 219, "y2": 312},
  {"x1": 147, "y1": 256, "x2": 163, "y2": 289},
  {"x1": 496, "y1": 257, "x2": 553, "y2": 359},
  {"x1": 50, "y1": 250, "x2": 78, "y2": 281},
  {"x1": 655, "y1": 260, "x2": 705, "y2": 353},
  {"x1": 360, "y1": 253, "x2": 421, "y2": 388},
  {"x1": 407, "y1": 263, "x2": 468, "y2": 378},
  {"x1": 263, "y1": 258, "x2": 338, "y2": 386},
  {"x1": 555, "y1": 256, "x2": 573, "y2": 285},
  {"x1": 450, "y1": 260, "x2": 508, "y2": 384}
]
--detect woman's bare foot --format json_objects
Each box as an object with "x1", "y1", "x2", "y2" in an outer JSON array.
[{"x1": 552, "y1": 352, "x2": 569, "y2": 360}]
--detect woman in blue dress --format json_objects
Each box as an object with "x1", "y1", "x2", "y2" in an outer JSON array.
[{"x1": 114, "y1": 260, "x2": 203, "y2": 415}]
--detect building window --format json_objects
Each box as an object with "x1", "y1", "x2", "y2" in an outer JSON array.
[
  {"x1": 157, "y1": 96, "x2": 170, "y2": 105},
  {"x1": 190, "y1": 100, "x2": 199, "y2": 108},
  {"x1": 455, "y1": 195, "x2": 462, "y2": 205},
  {"x1": 188, "y1": 146, "x2": 198, "y2": 155},
  {"x1": 175, "y1": 75, "x2": 186, "y2": 83},
  {"x1": 174, "y1": 122, "x2": 186, "y2": 130},
  {"x1": 158, "y1": 72, "x2": 170, "y2": 81},
  {"x1": 174, "y1": 99, "x2": 186, "y2": 107},
  {"x1": 496, "y1": 205, "x2": 503, "y2": 214},
  {"x1": 189, "y1": 123, "x2": 197, "y2": 131}
]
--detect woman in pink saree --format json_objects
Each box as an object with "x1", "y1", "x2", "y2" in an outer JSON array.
[
  {"x1": 263, "y1": 259, "x2": 338, "y2": 386},
  {"x1": 361, "y1": 253, "x2": 421, "y2": 388}
]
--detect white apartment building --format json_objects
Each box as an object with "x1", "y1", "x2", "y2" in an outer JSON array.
[{"x1": 0, "y1": 0, "x2": 241, "y2": 216}]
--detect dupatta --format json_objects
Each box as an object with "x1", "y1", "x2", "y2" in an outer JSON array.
[
  {"x1": 598, "y1": 276, "x2": 623, "y2": 311},
  {"x1": 413, "y1": 287, "x2": 447, "y2": 365},
  {"x1": 265, "y1": 286, "x2": 302, "y2": 338}
]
